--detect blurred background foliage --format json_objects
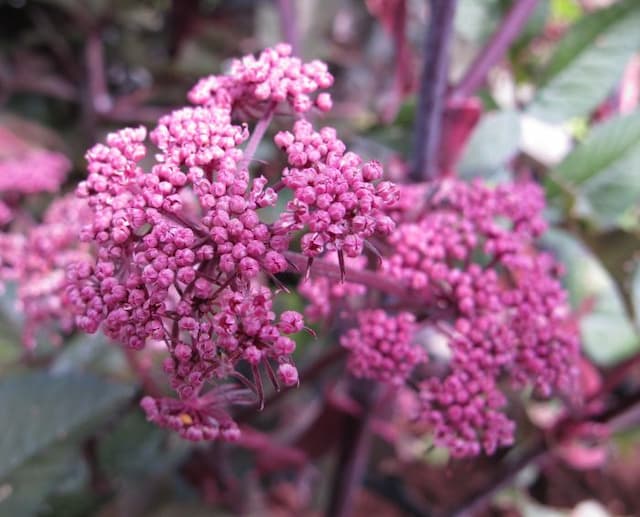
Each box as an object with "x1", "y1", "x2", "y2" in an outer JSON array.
[{"x1": 2, "y1": 0, "x2": 640, "y2": 515}]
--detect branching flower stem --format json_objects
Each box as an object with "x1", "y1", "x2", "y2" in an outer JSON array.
[
  {"x1": 243, "y1": 102, "x2": 277, "y2": 164},
  {"x1": 450, "y1": 0, "x2": 540, "y2": 100},
  {"x1": 283, "y1": 250, "x2": 408, "y2": 298}
]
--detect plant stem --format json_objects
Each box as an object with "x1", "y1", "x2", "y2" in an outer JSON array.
[
  {"x1": 410, "y1": 0, "x2": 458, "y2": 182},
  {"x1": 243, "y1": 103, "x2": 276, "y2": 164},
  {"x1": 83, "y1": 436, "x2": 111, "y2": 494},
  {"x1": 450, "y1": 440, "x2": 548, "y2": 517},
  {"x1": 235, "y1": 346, "x2": 346, "y2": 421},
  {"x1": 392, "y1": 0, "x2": 410, "y2": 93},
  {"x1": 283, "y1": 250, "x2": 407, "y2": 297},
  {"x1": 364, "y1": 473, "x2": 431, "y2": 517},
  {"x1": 276, "y1": 0, "x2": 300, "y2": 55},
  {"x1": 85, "y1": 28, "x2": 112, "y2": 115},
  {"x1": 588, "y1": 352, "x2": 640, "y2": 406},
  {"x1": 380, "y1": 0, "x2": 411, "y2": 122},
  {"x1": 450, "y1": 388, "x2": 640, "y2": 516},
  {"x1": 327, "y1": 380, "x2": 380, "y2": 517},
  {"x1": 450, "y1": 0, "x2": 540, "y2": 100}
]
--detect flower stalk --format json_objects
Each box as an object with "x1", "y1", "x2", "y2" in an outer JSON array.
[
  {"x1": 450, "y1": 0, "x2": 540, "y2": 100},
  {"x1": 410, "y1": 0, "x2": 459, "y2": 182}
]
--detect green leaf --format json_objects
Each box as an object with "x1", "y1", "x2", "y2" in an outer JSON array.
[
  {"x1": 0, "y1": 446, "x2": 83, "y2": 517},
  {"x1": 455, "y1": 0, "x2": 500, "y2": 44},
  {"x1": 511, "y1": 0, "x2": 551, "y2": 55},
  {"x1": 392, "y1": 97, "x2": 417, "y2": 129},
  {"x1": 528, "y1": 0, "x2": 640, "y2": 123},
  {"x1": 578, "y1": 144, "x2": 640, "y2": 229},
  {"x1": 98, "y1": 413, "x2": 167, "y2": 479},
  {"x1": 50, "y1": 333, "x2": 128, "y2": 378},
  {"x1": 0, "y1": 372, "x2": 134, "y2": 478},
  {"x1": 458, "y1": 110, "x2": 520, "y2": 179},
  {"x1": 550, "y1": 0, "x2": 582, "y2": 23},
  {"x1": 542, "y1": 229, "x2": 640, "y2": 366},
  {"x1": 0, "y1": 315, "x2": 21, "y2": 370},
  {"x1": 547, "y1": 110, "x2": 640, "y2": 228},
  {"x1": 550, "y1": 111, "x2": 640, "y2": 190}
]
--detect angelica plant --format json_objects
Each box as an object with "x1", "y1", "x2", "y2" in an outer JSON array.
[
  {"x1": 5, "y1": 1, "x2": 640, "y2": 514},
  {"x1": 30, "y1": 44, "x2": 579, "y2": 457}
]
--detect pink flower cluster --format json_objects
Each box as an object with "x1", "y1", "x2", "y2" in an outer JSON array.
[
  {"x1": 0, "y1": 128, "x2": 82, "y2": 347},
  {"x1": 298, "y1": 254, "x2": 366, "y2": 321},
  {"x1": 274, "y1": 120, "x2": 397, "y2": 259},
  {"x1": 0, "y1": 148, "x2": 70, "y2": 195},
  {"x1": 384, "y1": 179, "x2": 579, "y2": 456},
  {"x1": 188, "y1": 43, "x2": 333, "y2": 116},
  {"x1": 418, "y1": 370, "x2": 515, "y2": 457},
  {"x1": 340, "y1": 310, "x2": 423, "y2": 386},
  {"x1": 300, "y1": 177, "x2": 580, "y2": 457},
  {"x1": 159, "y1": 286, "x2": 303, "y2": 402},
  {"x1": 2, "y1": 43, "x2": 579, "y2": 460},
  {"x1": 66, "y1": 44, "x2": 397, "y2": 441},
  {"x1": 19, "y1": 196, "x2": 92, "y2": 349},
  {"x1": 0, "y1": 127, "x2": 71, "y2": 225},
  {"x1": 0, "y1": 195, "x2": 91, "y2": 349},
  {"x1": 141, "y1": 385, "x2": 253, "y2": 442},
  {"x1": 66, "y1": 130, "x2": 296, "y2": 438}
]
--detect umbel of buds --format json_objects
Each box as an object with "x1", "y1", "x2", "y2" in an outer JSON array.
[
  {"x1": 65, "y1": 44, "x2": 398, "y2": 442},
  {"x1": 301, "y1": 179, "x2": 581, "y2": 457},
  {"x1": 59, "y1": 44, "x2": 581, "y2": 457}
]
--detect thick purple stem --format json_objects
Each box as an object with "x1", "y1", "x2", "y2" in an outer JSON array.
[
  {"x1": 276, "y1": 0, "x2": 300, "y2": 56},
  {"x1": 410, "y1": 0, "x2": 459, "y2": 182},
  {"x1": 450, "y1": 0, "x2": 540, "y2": 100}
]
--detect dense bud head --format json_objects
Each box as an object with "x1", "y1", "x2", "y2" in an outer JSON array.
[
  {"x1": 341, "y1": 310, "x2": 425, "y2": 386},
  {"x1": 0, "y1": 127, "x2": 71, "y2": 197}
]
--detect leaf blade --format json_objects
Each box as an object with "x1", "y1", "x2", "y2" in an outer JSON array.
[
  {"x1": 458, "y1": 110, "x2": 521, "y2": 179},
  {"x1": 542, "y1": 229, "x2": 640, "y2": 366},
  {"x1": 0, "y1": 372, "x2": 134, "y2": 478},
  {"x1": 546, "y1": 110, "x2": 640, "y2": 228},
  {"x1": 528, "y1": 1, "x2": 640, "y2": 123}
]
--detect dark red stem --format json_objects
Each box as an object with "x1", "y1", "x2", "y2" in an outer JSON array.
[
  {"x1": 450, "y1": 440, "x2": 548, "y2": 517},
  {"x1": 410, "y1": 0, "x2": 459, "y2": 182},
  {"x1": 450, "y1": 0, "x2": 540, "y2": 100},
  {"x1": 391, "y1": 0, "x2": 410, "y2": 93},
  {"x1": 327, "y1": 380, "x2": 380, "y2": 517},
  {"x1": 588, "y1": 352, "x2": 640, "y2": 406},
  {"x1": 450, "y1": 388, "x2": 640, "y2": 517}
]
